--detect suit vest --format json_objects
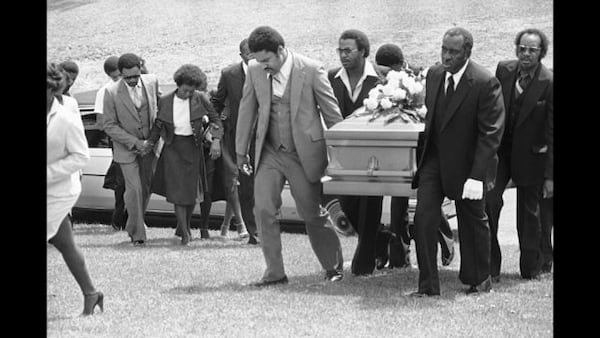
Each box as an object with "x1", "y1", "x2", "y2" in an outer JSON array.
[{"x1": 267, "y1": 78, "x2": 295, "y2": 152}]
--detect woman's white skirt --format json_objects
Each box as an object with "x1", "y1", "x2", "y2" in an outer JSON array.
[{"x1": 47, "y1": 193, "x2": 79, "y2": 241}]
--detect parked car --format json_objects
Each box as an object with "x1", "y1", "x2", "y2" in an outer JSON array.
[{"x1": 71, "y1": 85, "x2": 454, "y2": 235}]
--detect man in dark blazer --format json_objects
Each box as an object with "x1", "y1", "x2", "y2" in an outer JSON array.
[
  {"x1": 411, "y1": 27, "x2": 505, "y2": 296},
  {"x1": 486, "y1": 28, "x2": 553, "y2": 281},
  {"x1": 102, "y1": 53, "x2": 161, "y2": 246},
  {"x1": 327, "y1": 29, "x2": 383, "y2": 276},
  {"x1": 236, "y1": 26, "x2": 344, "y2": 286},
  {"x1": 210, "y1": 38, "x2": 258, "y2": 244}
]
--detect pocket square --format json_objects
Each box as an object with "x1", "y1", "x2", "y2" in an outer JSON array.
[
  {"x1": 531, "y1": 144, "x2": 548, "y2": 153},
  {"x1": 535, "y1": 100, "x2": 546, "y2": 106}
]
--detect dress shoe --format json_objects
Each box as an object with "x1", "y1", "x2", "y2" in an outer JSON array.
[
  {"x1": 325, "y1": 270, "x2": 343, "y2": 282},
  {"x1": 200, "y1": 229, "x2": 210, "y2": 240},
  {"x1": 441, "y1": 245, "x2": 455, "y2": 266},
  {"x1": 247, "y1": 235, "x2": 259, "y2": 245},
  {"x1": 251, "y1": 276, "x2": 288, "y2": 287},
  {"x1": 81, "y1": 291, "x2": 104, "y2": 316},
  {"x1": 466, "y1": 276, "x2": 492, "y2": 294},
  {"x1": 409, "y1": 291, "x2": 440, "y2": 298},
  {"x1": 375, "y1": 257, "x2": 387, "y2": 270},
  {"x1": 133, "y1": 240, "x2": 145, "y2": 247}
]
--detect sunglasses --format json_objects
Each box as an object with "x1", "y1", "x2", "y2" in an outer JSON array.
[
  {"x1": 123, "y1": 75, "x2": 140, "y2": 80},
  {"x1": 336, "y1": 48, "x2": 358, "y2": 55},
  {"x1": 518, "y1": 45, "x2": 541, "y2": 54}
]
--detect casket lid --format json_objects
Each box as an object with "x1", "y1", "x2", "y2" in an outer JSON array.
[{"x1": 326, "y1": 106, "x2": 424, "y2": 140}]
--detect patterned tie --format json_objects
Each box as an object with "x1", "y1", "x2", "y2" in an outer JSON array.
[{"x1": 518, "y1": 74, "x2": 531, "y2": 92}]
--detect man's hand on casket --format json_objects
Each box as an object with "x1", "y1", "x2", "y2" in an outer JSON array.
[{"x1": 462, "y1": 178, "x2": 483, "y2": 200}]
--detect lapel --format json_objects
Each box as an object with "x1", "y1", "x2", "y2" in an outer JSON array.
[
  {"x1": 515, "y1": 64, "x2": 549, "y2": 128},
  {"x1": 440, "y1": 62, "x2": 474, "y2": 132},
  {"x1": 426, "y1": 66, "x2": 444, "y2": 127},
  {"x1": 140, "y1": 76, "x2": 156, "y2": 121},
  {"x1": 330, "y1": 71, "x2": 346, "y2": 115},
  {"x1": 500, "y1": 61, "x2": 518, "y2": 115},
  {"x1": 189, "y1": 91, "x2": 206, "y2": 121},
  {"x1": 289, "y1": 53, "x2": 305, "y2": 121},
  {"x1": 158, "y1": 92, "x2": 175, "y2": 123},
  {"x1": 256, "y1": 67, "x2": 272, "y2": 131},
  {"x1": 117, "y1": 80, "x2": 140, "y2": 122}
]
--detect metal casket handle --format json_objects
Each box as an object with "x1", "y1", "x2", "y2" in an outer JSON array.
[{"x1": 367, "y1": 156, "x2": 379, "y2": 176}]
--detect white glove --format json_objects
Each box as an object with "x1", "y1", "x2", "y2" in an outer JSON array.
[{"x1": 462, "y1": 178, "x2": 483, "y2": 200}]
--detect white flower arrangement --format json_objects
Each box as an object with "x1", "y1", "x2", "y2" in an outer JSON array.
[{"x1": 361, "y1": 68, "x2": 428, "y2": 124}]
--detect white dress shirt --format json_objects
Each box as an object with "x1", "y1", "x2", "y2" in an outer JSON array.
[
  {"x1": 93, "y1": 81, "x2": 114, "y2": 114},
  {"x1": 445, "y1": 59, "x2": 470, "y2": 93},
  {"x1": 334, "y1": 61, "x2": 378, "y2": 103},
  {"x1": 126, "y1": 80, "x2": 143, "y2": 108},
  {"x1": 172, "y1": 95, "x2": 193, "y2": 135},
  {"x1": 271, "y1": 49, "x2": 293, "y2": 97}
]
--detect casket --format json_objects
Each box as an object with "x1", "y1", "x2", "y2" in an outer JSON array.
[{"x1": 323, "y1": 107, "x2": 424, "y2": 197}]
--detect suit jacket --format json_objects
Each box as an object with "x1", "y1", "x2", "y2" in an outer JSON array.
[
  {"x1": 327, "y1": 65, "x2": 381, "y2": 118},
  {"x1": 236, "y1": 52, "x2": 343, "y2": 183},
  {"x1": 147, "y1": 90, "x2": 223, "y2": 148},
  {"x1": 102, "y1": 74, "x2": 160, "y2": 163},
  {"x1": 413, "y1": 61, "x2": 505, "y2": 199},
  {"x1": 496, "y1": 60, "x2": 553, "y2": 185}
]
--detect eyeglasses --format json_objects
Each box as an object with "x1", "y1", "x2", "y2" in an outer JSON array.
[
  {"x1": 123, "y1": 75, "x2": 140, "y2": 80},
  {"x1": 518, "y1": 45, "x2": 541, "y2": 54},
  {"x1": 336, "y1": 48, "x2": 358, "y2": 55}
]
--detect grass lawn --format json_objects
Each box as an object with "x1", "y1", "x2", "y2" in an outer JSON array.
[
  {"x1": 47, "y1": 189, "x2": 553, "y2": 337},
  {"x1": 47, "y1": 0, "x2": 553, "y2": 336}
]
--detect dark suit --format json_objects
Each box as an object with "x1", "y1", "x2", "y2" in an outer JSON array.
[
  {"x1": 485, "y1": 60, "x2": 553, "y2": 279},
  {"x1": 210, "y1": 62, "x2": 257, "y2": 239},
  {"x1": 327, "y1": 65, "x2": 384, "y2": 275},
  {"x1": 412, "y1": 61, "x2": 505, "y2": 294}
]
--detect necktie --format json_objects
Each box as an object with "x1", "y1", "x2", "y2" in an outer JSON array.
[
  {"x1": 444, "y1": 76, "x2": 455, "y2": 108},
  {"x1": 519, "y1": 74, "x2": 531, "y2": 92},
  {"x1": 132, "y1": 86, "x2": 142, "y2": 109}
]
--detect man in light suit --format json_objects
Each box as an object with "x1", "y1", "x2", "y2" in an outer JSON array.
[
  {"x1": 236, "y1": 26, "x2": 345, "y2": 286},
  {"x1": 102, "y1": 53, "x2": 161, "y2": 246},
  {"x1": 486, "y1": 28, "x2": 553, "y2": 281},
  {"x1": 411, "y1": 27, "x2": 505, "y2": 296},
  {"x1": 210, "y1": 38, "x2": 258, "y2": 244}
]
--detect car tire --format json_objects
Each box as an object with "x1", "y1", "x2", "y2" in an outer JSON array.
[{"x1": 324, "y1": 198, "x2": 355, "y2": 236}]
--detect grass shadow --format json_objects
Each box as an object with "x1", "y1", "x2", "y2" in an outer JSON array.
[{"x1": 78, "y1": 235, "x2": 259, "y2": 251}]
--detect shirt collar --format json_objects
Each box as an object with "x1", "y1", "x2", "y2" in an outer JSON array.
[
  {"x1": 242, "y1": 61, "x2": 248, "y2": 75},
  {"x1": 446, "y1": 58, "x2": 469, "y2": 88},
  {"x1": 273, "y1": 49, "x2": 293, "y2": 81},
  {"x1": 334, "y1": 60, "x2": 378, "y2": 80},
  {"x1": 517, "y1": 63, "x2": 538, "y2": 79}
]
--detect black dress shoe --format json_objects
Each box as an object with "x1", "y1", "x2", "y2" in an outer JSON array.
[
  {"x1": 247, "y1": 235, "x2": 258, "y2": 245},
  {"x1": 251, "y1": 276, "x2": 288, "y2": 287},
  {"x1": 133, "y1": 240, "x2": 145, "y2": 247},
  {"x1": 441, "y1": 245, "x2": 455, "y2": 266},
  {"x1": 325, "y1": 270, "x2": 343, "y2": 282},
  {"x1": 375, "y1": 257, "x2": 387, "y2": 270},
  {"x1": 466, "y1": 276, "x2": 492, "y2": 294}
]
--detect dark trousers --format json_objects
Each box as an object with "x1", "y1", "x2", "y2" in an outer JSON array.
[
  {"x1": 485, "y1": 149, "x2": 543, "y2": 279},
  {"x1": 339, "y1": 195, "x2": 383, "y2": 275},
  {"x1": 238, "y1": 170, "x2": 257, "y2": 237},
  {"x1": 199, "y1": 153, "x2": 215, "y2": 231},
  {"x1": 381, "y1": 197, "x2": 454, "y2": 267},
  {"x1": 112, "y1": 166, "x2": 128, "y2": 228},
  {"x1": 539, "y1": 197, "x2": 553, "y2": 268},
  {"x1": 415, "y1": 154, "x2": 490, "y2": 295}
]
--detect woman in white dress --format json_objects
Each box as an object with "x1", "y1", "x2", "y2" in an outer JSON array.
[{"x1": 47, "y1": 62, "x2": 103, "y2": 316}]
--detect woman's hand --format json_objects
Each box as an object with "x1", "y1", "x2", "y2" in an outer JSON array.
[{"x1": 209, "y1": 139, "x2": 221, "y2": 159}]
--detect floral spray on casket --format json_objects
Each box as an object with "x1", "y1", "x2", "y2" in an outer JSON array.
[{"x1": 358, "y1": 67, "x2": 428, "y2": 124}]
